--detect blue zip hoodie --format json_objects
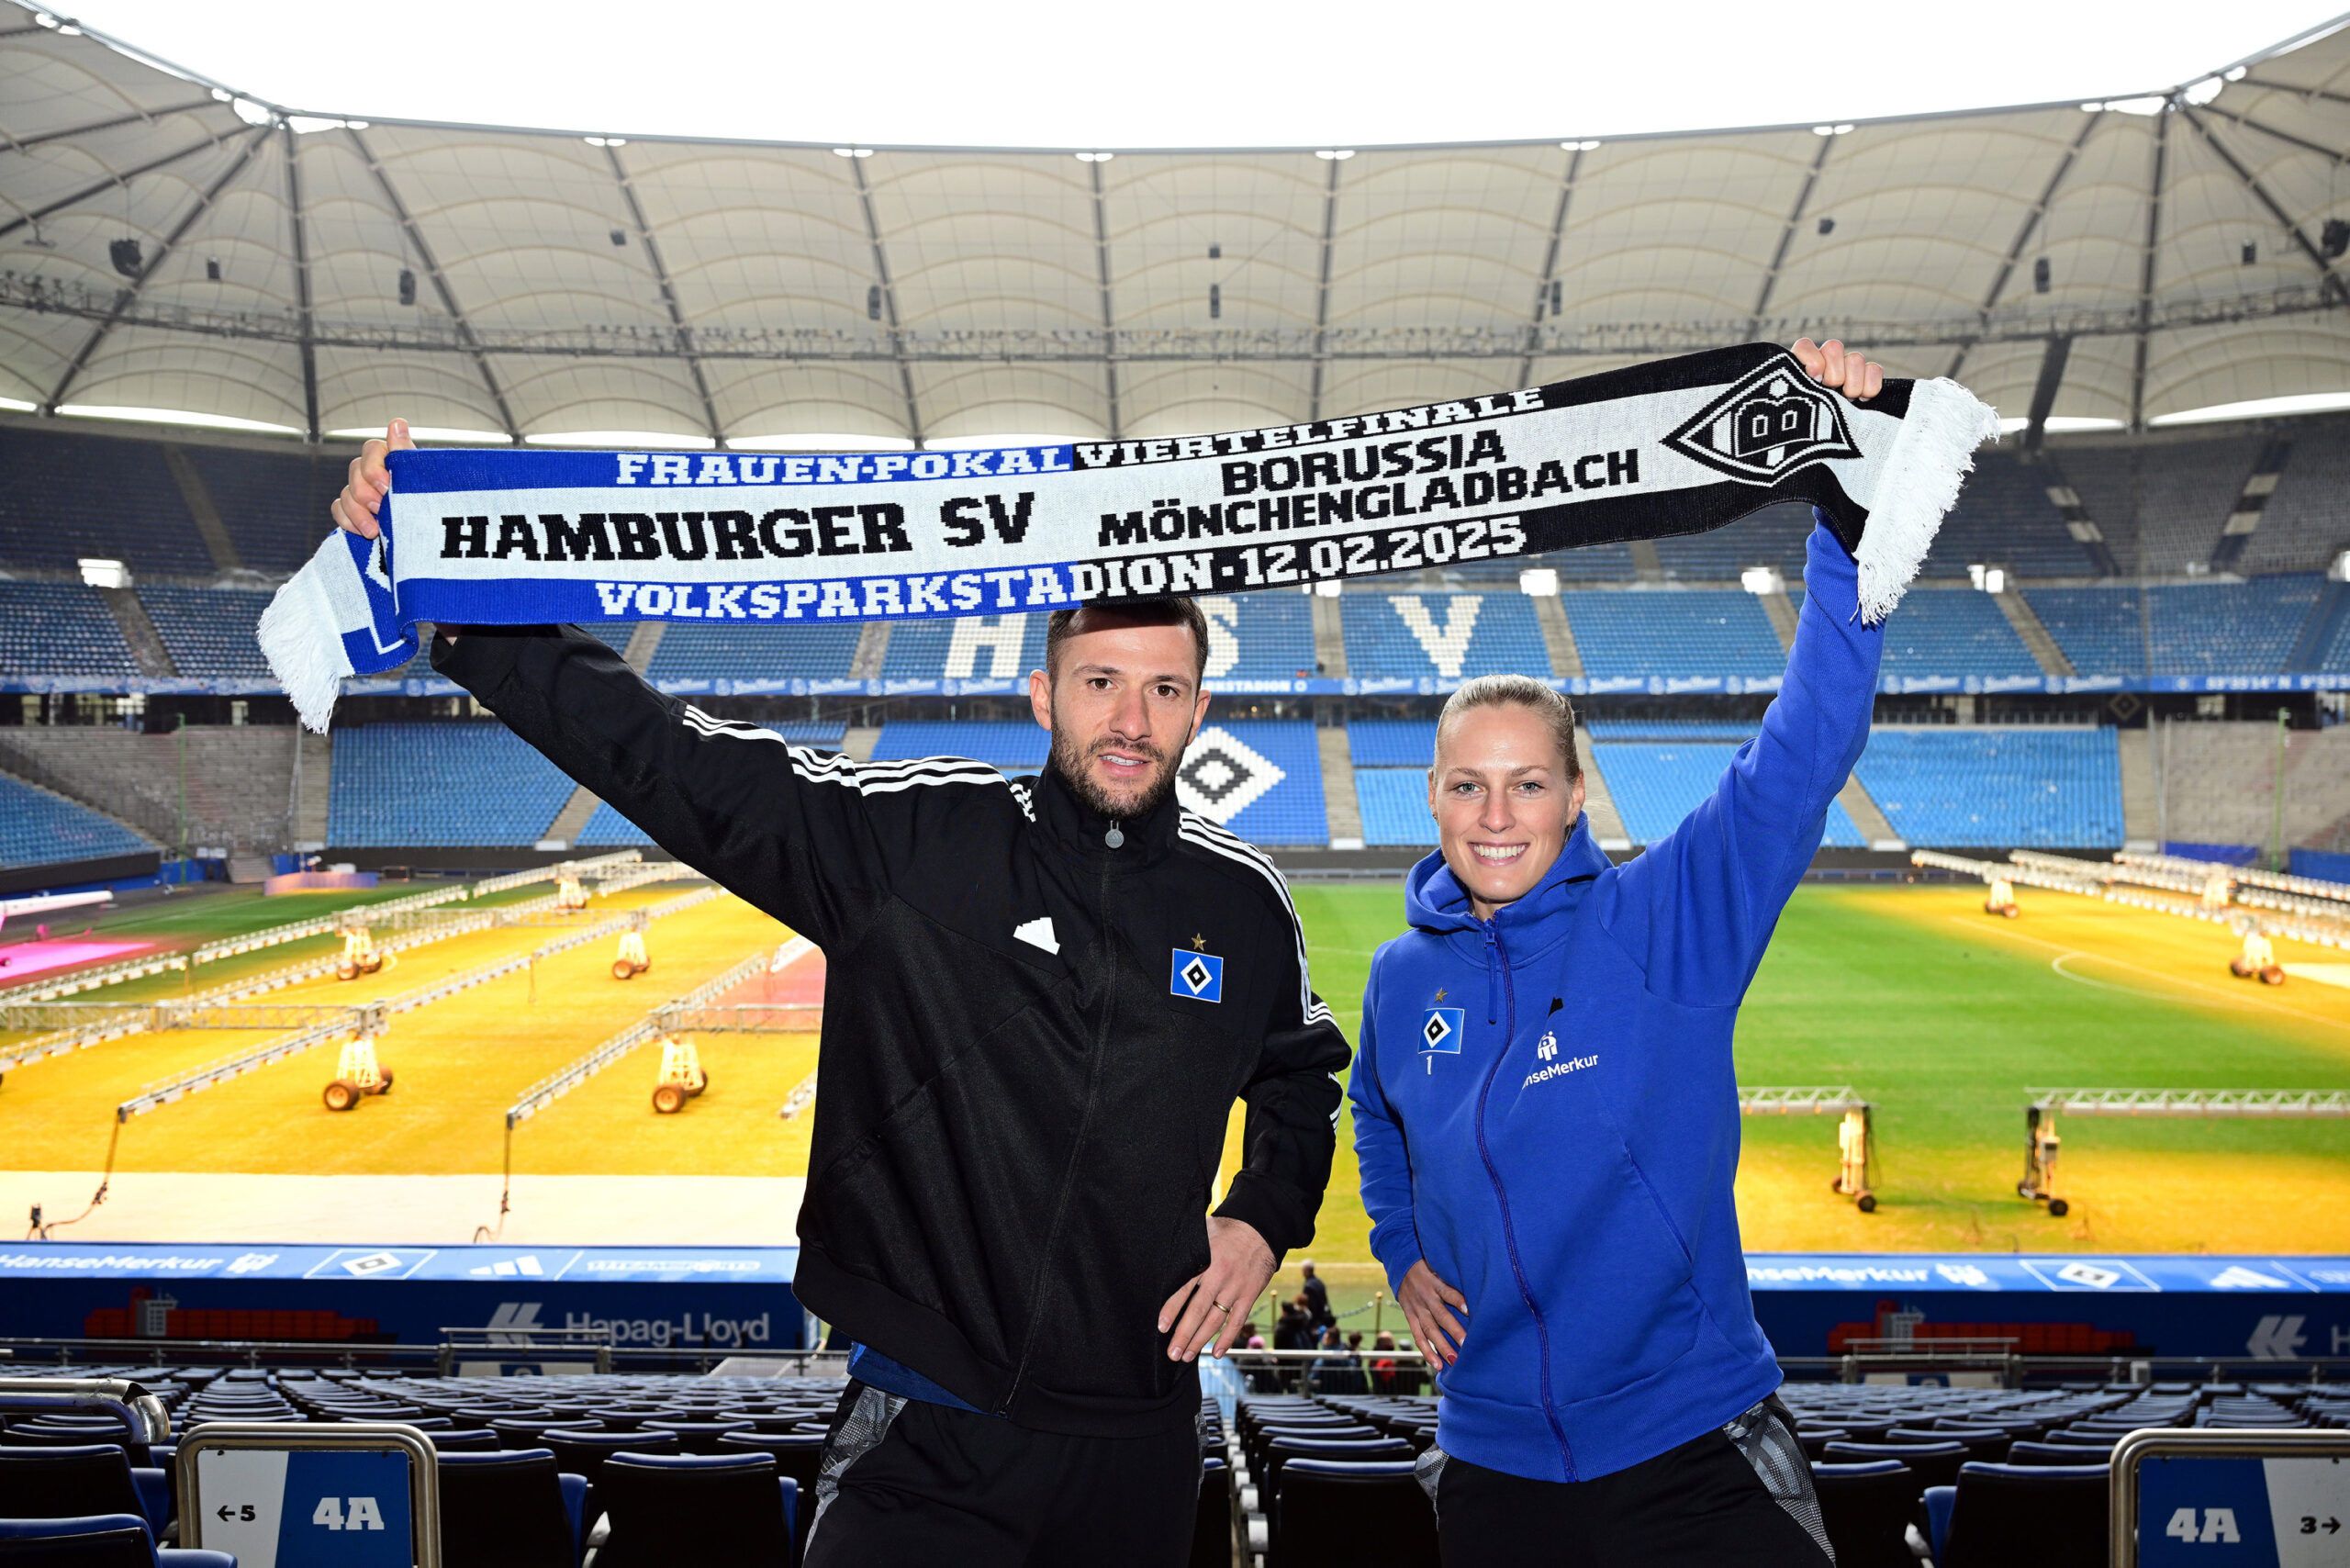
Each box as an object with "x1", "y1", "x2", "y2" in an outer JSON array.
[{"x1": 1350, "y1": 518, "x2": 1883, "y2": 1484}]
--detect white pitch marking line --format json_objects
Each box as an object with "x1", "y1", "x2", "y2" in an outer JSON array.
[{"x1": 1946, "y1": 915, "x2": 2350, "y2": 1034}]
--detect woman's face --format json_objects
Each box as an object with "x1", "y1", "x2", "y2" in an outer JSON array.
[{"x1": 1429, "y1": 703, "x2": 1584, "y2": 921}]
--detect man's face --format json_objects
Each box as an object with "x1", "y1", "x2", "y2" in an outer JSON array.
[
  {"x1": 1029, "y1": 613, "x2": 1209, "y2": 819},
  {"x1": 1429, "y1": 704, "x2": 1585, "y2": 920}
]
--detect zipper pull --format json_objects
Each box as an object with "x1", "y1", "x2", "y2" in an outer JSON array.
[{"x1": 1482, "y1": 921, "x2": 1501, "y2": 1025}]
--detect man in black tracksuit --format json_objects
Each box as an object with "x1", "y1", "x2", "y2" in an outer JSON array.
[{"x1": 339, "y1": 463, "x2": 1351, "y2": 1562}]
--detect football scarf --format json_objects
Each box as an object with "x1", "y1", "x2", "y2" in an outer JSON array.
[{"x1": 260, "y1": 342, "x2": 1999, "y2": 731}]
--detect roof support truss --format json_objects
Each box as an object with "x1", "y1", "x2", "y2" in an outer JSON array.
[
  {"x1": 1, "y1": 97, "x2": 223, "y2": 156},
  {"x1": 2199, "y1": 102, "x2": 2350, "y2": 163},
  {"x1": 1947, "y1": 109, "x2": 2103, "y2": 381},
  {"x1": 1088, "y1": 160, "x2": 1120, "y2": 440},
  {"x1": 282, "y1": 124, "x2": 319, "y2": 442},
  {"x1": 1306, "y1": 154, "x2": 1343, "y2": 421},
  {"x1": 2129, "y1": 104, "x2": 2172, "y2": 432},
  {"x1": 43, "y1": 125, "x2": 269, "y2": 411},
  {"x1": 1749, "y1": 134, "x2": 1833, "y2": 330},
  {"x1": 606, "y1": 143, "x2": 722, "y2": 442},
  {"x1": 0, "y1": 131, "x2": 237, "y2": 241},
  {"x1": 2238, "y1": 76, "x2": 2350, "y2": 109},
  {"x1": 849, "y1": 156, "x2": 923, "y2": 445},
  {"x1": 1515, "y1": 144, "x2": 1585, "y2": 390},
  {"x1": 2181, "y1": 105, "x2": 2348, "y2": 307},
  {"x1": 345, "y1": 125, "x2": 519, "y2": 439}
]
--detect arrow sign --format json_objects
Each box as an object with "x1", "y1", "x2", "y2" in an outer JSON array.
[{"x1": 217, "y1": 1506, "x2": 232, "y2": 1521}]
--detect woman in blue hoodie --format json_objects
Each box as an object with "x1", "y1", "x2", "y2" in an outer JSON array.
[{"x1": 1351, "y1": 342, "x2": 1891, "y2": 1563}]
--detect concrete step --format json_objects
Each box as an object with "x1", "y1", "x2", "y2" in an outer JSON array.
[
  {"x1": 620, "y1": 622, "x2": 666, "y2": 674},
  {"x1": 1533, "y1": 594, "x2": 1583, "y2": 677},
  {"x1": 1835, "y1": 772, "x2": 1902, "y2": 850},
  {"x1": 1318, "y1": 726, "x2": 1362, "y2": 849},
  {"x1": 1574, "y1": 728, "x2": 1632, "y2": 849},
  {"x1": 1994, "y1": 589, "x2": 2074, "y2": 677},
  {"x1": 96, "y1": 586, "x2": 175, "y2": 678},
  {"x1": 1310, "y1": 593, "x2": 1348, "y2": 678}
]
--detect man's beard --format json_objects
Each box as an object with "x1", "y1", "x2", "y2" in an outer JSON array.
[{"x1": 1048, "y1": 718, "x2": 1181, "y2": 821}]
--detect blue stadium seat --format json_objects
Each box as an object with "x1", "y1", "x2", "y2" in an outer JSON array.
[
  {"x1": 644, "y1": 622, "x2": 863, "y2": 681},
  {"x1": 2146, "y1": 576, "x2": 2323, "y2": 675},
  {"x1": 135, "y1": 587, "x2": 274, "y2": 678},
  {"x1": 1560, "y1": 591, "x2": 1784, "y2": 678},
  {"x1": 577, "y1": 722, "x2": 845, "y2": 846},
  {"x1": 2245, "y1": 420, "x2": 2350, "y2": 575},
  {"x1": 1341, "y1": 593, "x2": 1550, "y2": 682},
  {"x1": 868, "y1": 722, "x2": 1047, "y2": 768},
  {"x1": 2023, "y1": 587, "x2": 2145, "y2": 677},
  {"x1": 1201, "y1": 593, "x2": 1319, "y2": 684},
  {"x1": 182, "y1": 443, "x2": 346, "y2": 576},
  {"x1": 0, "y1": 428, "x2": 211, "y2": 577},
  {"x1": 1852, "y1": 729, "x2": 2121, "y2": 847},
  {"x1": 0, "y1": 773, "x2": 151, "y2": 868},
  {"x1": 1583, "y1": 720, "x2": 1759, "y2": 742},
  {"x1": 1878, "y1": 592, "x2": 2040, "y2": 678},
  {"x1": 1183, "y1": 722, "x2": 1326, "y2": 846},
  {"x1": 327, "y1": 722, "x2": 576, "y2": 846},
  {"x1": 1355, "y1": 768, "x2": 1436, "y2": 847},
  {"x1": 1929, "y1": 453, "x2": 2098, "y2": 580},
  {"x1": 1345, "y1": 720, "x2": 1440, "y2": 768},
  {"x1": 0, "y1": 582, "x2": 140, "y2": 679},
  {"x1": 1652, "y1": 501, "x2": 1817, "y2": 583},
  {"x1": 881, "y1": 614, "x2": 1046, "y2": 682},
  {"x1": 1590, "y1": 742, "x2": 1867, "y2": 847}
]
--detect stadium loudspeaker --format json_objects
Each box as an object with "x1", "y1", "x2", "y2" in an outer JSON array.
[
  {"x1": 397, "y1": 269, "x2": 417, "y2": 307},
  {"x1": 108, "y1": 238, "x2": 143, "y2": 278}
]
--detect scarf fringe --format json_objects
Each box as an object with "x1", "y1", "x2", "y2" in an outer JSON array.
[
  {"x1": 257, "y1": 549, "x2": 354, "y2": 734},
  {"x1": 1852, "y1": 377, "x2": 2005, "y2": 625}
]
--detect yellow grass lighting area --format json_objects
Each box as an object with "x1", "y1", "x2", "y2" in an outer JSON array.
[{"x1": 0, "y1": 889, "x2": 793, "y2": 1181}]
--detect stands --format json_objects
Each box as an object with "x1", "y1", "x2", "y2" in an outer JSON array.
[
  {"x1": 1340, "y1": 594, "x2": 1548, "y2": 683},
  {"x1": 644, "y1": 623, "x2": 862, "y2": 683},
  {"x1": 1560, "y1": 590, "x2": 1785, "y2": 679},
  {"x1": 0, "y1": 428, "x2": 209, "y2": 578},
  {"x1": 1589, "y1": 739, "x2": 1869, "y2": 847},
  {"x1": 0, "y1": 582, "x2": 141, "y2": 680},
  {"x1": 327, "y1": 723, "x2": 576, "y2": 847},
  {"x1": 2146, "y1": 575, "x2": 2325, "y2": 677},
  {"x1": 1877, "y1": 591, "x2": 2040, "y2": 679},
  {"x1": 135, "y1": 588, "x2": 274, "y2": 680},
  {"x1": 0, "y1": 772, "x2": 152, "y2": 868},
  {"x1": 1853, "y1": 728, "x2": 2123, "y2": 847}
]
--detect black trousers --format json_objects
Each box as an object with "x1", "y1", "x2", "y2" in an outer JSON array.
[
  {"x1": 1435, "y1": 1398, "x2": 1833, "y2": 1567},
  {"x1": 802, "y1": 1381, "x2": 1202, "y2": 1567}
]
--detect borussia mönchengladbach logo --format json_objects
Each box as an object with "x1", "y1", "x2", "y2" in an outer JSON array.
[{"x1": 1664, "y1": 355, "x2": 1862, "y2": 484}]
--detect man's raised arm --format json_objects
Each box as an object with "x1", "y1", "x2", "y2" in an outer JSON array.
[{"x1": 333, "y1": 422, "x2": 893, "y2": 950}]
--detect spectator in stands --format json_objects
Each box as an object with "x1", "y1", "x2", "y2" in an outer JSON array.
[
  {"x1": 1274, "y1": 1294, "x2": 1316, "y2": 1350},
  {"x1": 1300, "y1": 1258, "x2": 1334, "y2": 1330},
  {"x1": 1371, "y1": 1329, "x2": 1402, "y2": 1394},
  {"x1": 331, "y1": 431, "x2": 1350, "y2": 1566},
  {"x1": 1349, "y1": 340, "x2": 1881, "y2": 1565},
  {"x1": 1309, "y1": 1325, "x2": 1365, "y2": 1395}
]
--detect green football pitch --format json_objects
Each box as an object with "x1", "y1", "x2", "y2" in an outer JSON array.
[
  {"x1": 19, "y1": 876, "x2": 2350, "y2": 1301},
  {"x1": 1287, "y1": 879, "x2": 2350, "y2": 1276}
]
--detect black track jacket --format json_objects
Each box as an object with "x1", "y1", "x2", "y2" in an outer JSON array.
[{"x1": 433, "y1": 627, "x2": 1350, "y2": 1436}]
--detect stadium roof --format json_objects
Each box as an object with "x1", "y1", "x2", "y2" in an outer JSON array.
[{"x1": 3, "y1": 2, "x2": 2347, "y2": 447}]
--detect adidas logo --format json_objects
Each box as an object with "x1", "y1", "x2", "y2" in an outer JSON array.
[{"x1": 1013, "y1": 916, "x2": 1058, "y2": 955}]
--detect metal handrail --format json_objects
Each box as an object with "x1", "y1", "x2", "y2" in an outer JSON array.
[{"x1": 0, "y1": 1375, "x2": 170, "y2": 1442}]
